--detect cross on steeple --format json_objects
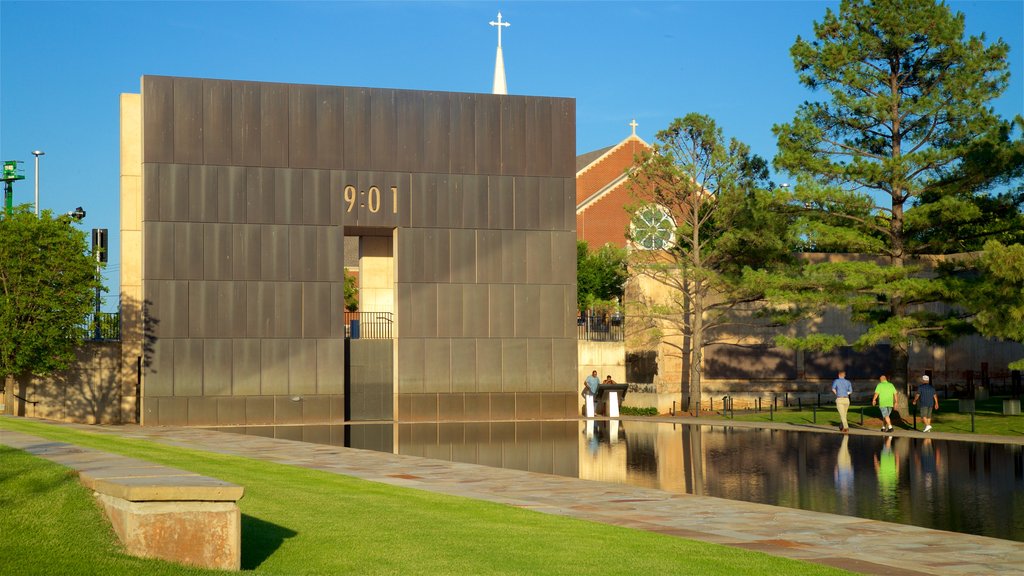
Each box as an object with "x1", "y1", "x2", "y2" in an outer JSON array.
[
  {"x1": 629, "y1": 119, "x2": 638, "y2": 136},
  {"x1": 490, "y1": 12, "x2": 510, "y2": 48}
]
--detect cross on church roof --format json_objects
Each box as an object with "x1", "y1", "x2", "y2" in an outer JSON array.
[
  {"x1": 490, "y1": 12, "x2": 510, "y2": 48},
  {"x1": 629, "y1": 119, "x2": 638, "y2": 136}
]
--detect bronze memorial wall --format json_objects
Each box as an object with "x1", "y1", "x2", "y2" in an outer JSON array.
[{"x1": 126, "y1": 76, "x2": 578, "y2": 426}]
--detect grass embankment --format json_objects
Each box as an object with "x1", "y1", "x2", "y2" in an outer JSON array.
[
  {"x1": 0, "y1": 418, "x2": 854, "y2": 576},
  {"x1": 707, "y1": 397, "x2": 1024, "y2": 436}
]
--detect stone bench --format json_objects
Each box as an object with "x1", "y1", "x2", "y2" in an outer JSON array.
[{"x1": 0, "y1": 430, "x2": 244, "y2": 570}]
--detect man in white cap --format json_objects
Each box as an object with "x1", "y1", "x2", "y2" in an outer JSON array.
[{"x1": 912, "y1": 375, "x2": 939, "y2": 432}]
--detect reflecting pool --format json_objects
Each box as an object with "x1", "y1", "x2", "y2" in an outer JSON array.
[{"x1": 210, "y1": 420, "x2": 1024, "y2": 541}]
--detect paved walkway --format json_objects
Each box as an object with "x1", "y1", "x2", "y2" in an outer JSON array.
[{"x1": 3, "y1": 418, "x2": 1023, "y2": 576}]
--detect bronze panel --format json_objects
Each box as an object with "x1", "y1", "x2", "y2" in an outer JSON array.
[
  {"x1": 436, "y1": 284, "x2": 463, "y2": 339},
  {"x1": 462, "y1": 174, "x2": 488, "y2": 229},
  {"x1": 144, "y1": 221, "x2": 174, "y2": 279},
  {"x1": 475, "y1": 95, "x2": 500, "y2": 174},
  {"x1": 423, "y1": 339, "x2": 451, "y2": 393},
  {"x1": 515, "y1": 177, "x2": 540, "y2": 231},
  {"x1": 221, "y1": 166, "x2": 247, "y2": 225},
  {"x1": 158, "y1": 397, "x2": 188, "y2": 426},
  {"x1": 142, "y1": 76, "x2": 174, "y2": 163},
  {"x1": 447, "y1": 175, "x2": 464, "y2": 229},
  {"x1": 233, "y1": 224, "x2": 262, "y2": 281},
  {"x1": 187, "y1": 281, "x2": 210, "y2": 337},
  {"x1": 330, "y1": 394, "x2": 346, "y2": 421},
  {"x1": 289, "y1": 225, "x2": 317, "y2": 281},
  {"x1": 203, "y1": 79, "x2": 233, "y2": 165},
  {"x1": 232, "y1": 81, "x2": 262, "y2": 166},
  {"x1": 397, "y1": 228, "x2": 422, "y2": 283},
  {"x1": 423, "y1": 228, "x2": 451, "y2": 283},
  {"x1": 274, "y1": 168, "x2": 302, "y2": 226},
  {"x1": 274, "y1": 282, "x2": 302, "y2": 338},
  {"x1": 396, "y1": 394, "x2": 411, "y2": 422},
  {"x1": 449, "y1": 93, "x2": 476, "y2": 174},
  {"x1": 173, "y1": 222, "x2": 204, "y2": 280},
  {"x1": 244, "y1": 167, "x2": 269, "y2": 224},
  {"x1": 563, "y1": 179, "x2": 576, "y2": 232},
  {"x1": 514, "y1": 285, "x2": 541, "y2": 338},
  {"x1": 289, "y1": 339, "x2": 317, "y2": 395},
  {"x1": 397, "y1": 338, "x2": 424, "y2": 393},
  {"x1": 526, "y1": 99, "x2": 553, "y2": 176},
  {"x1": 302, "y1": 400, "x2": 331, "y2": 424},
  {"x1": 275, "y1": 396, "x2": 303, "y2": 424},
  {"x1": 539, "y1": 285, "x2": 563, "y2": 339},
  {"x1": 477, "y1": 229, "x2": 502, "y2": 283},
  {"x1": 144, "y1": 164, "x2": 160, "y2": 220},
  {"x1": 539, "y1": 177, "x2": 563, "y2": 232},
  {"x1": 464, "y1": 393, "x2": 490, "y2": 420},
  {"x1": 396, "y1": 90, "x2": 423, "y2": 173},
  {"x1": 449, "y1": 229, "x2": 475, "y2": 284},
  {"x1": 551, "y1": 98, "x2": 576, "y2": 176},
  {"x1": 301, "y1": 423, "x2": 331, "y2": 443},
  {"x1": 172, "y1": 339, "x2": 203, "y2": 396},
  {"x1": 501, "y1": 230, "x2": 527, "y2": 283},
  {"x1": 450, "y1": 339, "x2": 476, "y2": 392},
  {"x1": 158, "y1": 163, "x2": 189, "y2": 222},
  {"x1": 501, "y1": 339, "x2": 527, "y2": 391},
  {"x1": 232, "y1": 339, "x2": 261, "y2": 395},
  {"x1": 527, "y1": 339, "x2": 553, "y2": 391},
  {"x1": 515, "y1": 393, "x2": 542, "y2": 420},
  {"x1": 289, "y1": 84, "x2": 317, "y2": 168},
  {"x1": 437, "y1": 393, "x2": 465, "y2": 421},
  {"x1": 201, "y1": 336, "x2": 232, "y2": 393},
  {"x1": 155, "y1": 280, "x2": 190, "y2": 339},
  {"x1": 499, "y1": 96, "x2": 526, "y2": 175},
  {"x1": 203, "y1": 223, "x2": 232, "y2": 281},
  {"x1": 489, "y1": 176, "x2": 515, "y2": 230},
  {"x1": 261, "y1": 339, "x2": 290, "y2": 395},
  {"x1": 462, "y1": 284, "x2": 488, "y2": 338},
  {"x1": 370, "y1": 89, "x2": 397, "y2": 170},
  {"x1": 490, "y1": 393, "x2": 516, "y2": 421},
  {"x1": 316, "y1": 339, "x2": 344, "y2": 395},
  {"x1": 413, "y1": 283, "x2": 438, "y2": 338},
  {"x1": 217, "y1": 396, "x2": 246, "y2": 425},
  {"x1": 261, "y1": 225, "x2": 289, "y2": 281},
  {"x1": 487, "y1": 284, "x2": 514, "y2": 338},
  {"x1": 408, "y1": 394, "x2": 438, "y2": 422},
  {"x1": 552, "y1": 230, "x2": 577, "y2": 286},
  {"x1": 244, "y1": 284, "x2": 269, "y2": 339},
  {"x1": 245, "y1": 396, "x2": 276, "y2": 425},
  {"x1": 144, "y1": 338, "x2": 173, "y2": 397},
  {"x1": 172, "y1": 78, "x2": 203, "y2": 164},
  {"x1": 187, "y1": 397, "x2": 218, "y2": 426},
  {"x1": 475, "y1": 339, "x2": 502, "y2": 392},
  {"x1": 316, "y1": 86, "x2": 344, "y2": 169},
  {"x1": 539, "y1": 393, "x2": 566, "y2": 420},
  {"x1": 190, "y1": 164, "x2": 217, "y2": 223},
  {"x1": 303, "y1": 170, "x2": 331, "y2": 226},
  {"x1": 302, "y1": 282, "x2": 332, "y2": 338},
  {"x1": 261, "y1": 83, "x2": 289, "y2": 167},
  {"x1": 422, "y1": 92, "x2": 450, "y2": 173},
  {"x1": 344, "y1": 88, "x2": 371, "y2": 169},
  {"x1": 552, "y1": 339, "x2": 578, "y2": 390},
  {"x1": 526, "y1": 231, "x2": 552, "y2": 285}
]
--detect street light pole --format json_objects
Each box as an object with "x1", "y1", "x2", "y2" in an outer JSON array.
[{"x1": 32, "y1": 150, "x2": 45, "y2": 217}]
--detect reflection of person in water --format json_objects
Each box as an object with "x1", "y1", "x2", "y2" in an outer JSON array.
[
  {"x1": 873, "y1": 436, "x2": 899, "y2": 515},
  {"x1": 915, "y1": 438, "x2": 940, "y2": 491},
  {"x1": 833, "y1": 435, "x2": 854, "y2": 511}
]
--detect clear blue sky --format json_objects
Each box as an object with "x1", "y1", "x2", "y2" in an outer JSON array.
[{"x1": 2, "y1": 1, "x2": 1022, "y2": 307}]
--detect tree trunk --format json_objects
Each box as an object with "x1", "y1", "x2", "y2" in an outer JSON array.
[
  {"x1": 2, "y1": 374, "x2": 13, "y2": 415},
  {"x1": 690, "y1": 289, "x2": 704, "y2": 417}
]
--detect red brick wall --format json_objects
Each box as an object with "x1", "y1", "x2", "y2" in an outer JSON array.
[
  {"x1": 576, "y1": 138, "x2": 649, "y2": 249},
  {"x1": 576, "y1": 139, "x2": 648, "y2": 204}
]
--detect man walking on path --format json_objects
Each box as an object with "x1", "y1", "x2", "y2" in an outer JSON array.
[
  {"x1": 872, "y1": 375, "x2": 898, "y2": 432},
  {"x1": 913, "y1": 375, "x2": 940, "y2": 432},
  {"x1": 832, "y1": 370, "x2": 854, "y2": 432}
]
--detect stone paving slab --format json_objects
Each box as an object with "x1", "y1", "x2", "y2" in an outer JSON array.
[{"x1": 3, "y1": 420, "x2": 1022, "y2": 575}]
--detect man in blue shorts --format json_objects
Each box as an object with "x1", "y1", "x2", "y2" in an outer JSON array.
[{"x1": 913, "y1": 375, "x2": 939, "y2": 432}]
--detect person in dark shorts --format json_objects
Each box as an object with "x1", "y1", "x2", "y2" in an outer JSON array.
[{"x1": 913, "y1": 375, "x2": 939, "y2": 432}]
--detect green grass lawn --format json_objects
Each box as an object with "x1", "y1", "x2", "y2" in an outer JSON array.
[
  {"x1": 709, "y1": 397, "x2": 1024, "y2": 436},
  {"x1": 0, "y1": 418, "x2": 854, "y2": 576}
]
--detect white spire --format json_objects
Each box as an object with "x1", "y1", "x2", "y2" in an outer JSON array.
[{"x1": 490, "y1": 11, "x2": 510, "y2": 95}]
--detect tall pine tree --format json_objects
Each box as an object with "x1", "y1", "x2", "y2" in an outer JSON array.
[{"x1": 773, "y1": 0, "x2": 1023, "y2": 392}]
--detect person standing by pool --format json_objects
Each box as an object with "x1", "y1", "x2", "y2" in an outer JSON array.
[
  {"x1": 832, "y1": 370, "x2": 854, "y2": 432},
  {"x1": 913, "y1": 375, "x2": 939, "y2": 432},
  {"x1": 582, "y1": 370, "x2": 600, "y2": 417},
  {"x1": 872, "y1": 375, "x2": 898, "y2": 432}
]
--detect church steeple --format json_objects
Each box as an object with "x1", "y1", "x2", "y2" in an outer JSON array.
[{"x1": 489, "y1": 12, "x2": 510, "y2": 95}]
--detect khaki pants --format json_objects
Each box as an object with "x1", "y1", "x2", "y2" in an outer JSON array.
[{"x1": 835, "y1": 397, "x2": 851, "y2": 429}]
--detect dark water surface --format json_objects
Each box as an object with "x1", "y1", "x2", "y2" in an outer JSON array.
[{"x1": 211, "y1": 420, "x2": 1024, "y2": 541}]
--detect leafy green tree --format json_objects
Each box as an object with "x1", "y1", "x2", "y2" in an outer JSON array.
[
  {"x1": 773, "y1": 0, "x2": 1024, "y2": 391},
  {"x1": 344, "y1": 271, "x2": 359, "y2": 312},
  {"x1": 1, "y1": 206, "x2": 101, "y2": 412},
  {"x1": 628, "y1": 113, "x2": 796, "y2": 413},
  {"x1": 576, "y1": 241, "x2": 628, "y2": 313}
]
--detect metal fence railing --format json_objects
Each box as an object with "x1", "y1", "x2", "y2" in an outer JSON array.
[
  {"x1": 344, "y1": 311, "x2": 394, "y2": 339},
  {"x1": 577, "y1": 313, "x2": 624, "y2": 342},
  {"x1": 76, "y1": 312, "x2": 121, "y2": 341}
]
